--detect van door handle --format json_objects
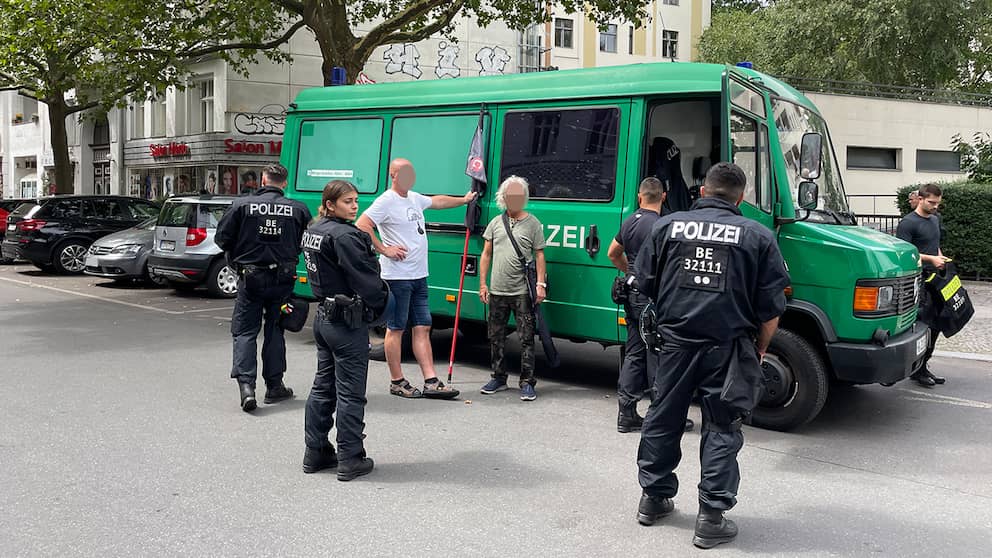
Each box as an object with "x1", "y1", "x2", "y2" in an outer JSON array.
[{"x1": 585, "y1": 224, "x2": 600, "y2": 258}]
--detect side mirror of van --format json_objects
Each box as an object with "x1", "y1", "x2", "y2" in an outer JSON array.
[
  {"x1": 798, "y1": 181, "x2": 819, "y2": 210},
  {"x1": 800, "y1": 133, "x2": 823, "y2": 180}
]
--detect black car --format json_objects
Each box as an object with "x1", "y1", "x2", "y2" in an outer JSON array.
[
  {"x1": 0, "y1": 198, "x2": 35, "y2": 263},
  {"x1": 2, "y1": 195, "x2": 161, "y2": 274}
]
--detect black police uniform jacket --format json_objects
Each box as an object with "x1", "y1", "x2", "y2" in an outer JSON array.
[
  {"x1": 301, "y1": 216, "x2": 388, "y2": 312},
  {"x1": 634, "y1": 197, "x2": 790, "y2": 346},
  {"x1": 215, "y1": 186, "x2": 312, "y2": 267}
]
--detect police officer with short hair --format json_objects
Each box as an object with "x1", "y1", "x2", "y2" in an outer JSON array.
[
  {"x1": 300, "y1": 180, "x2": 388, "y2": 481},
  {"x1": 633, "y1": 163, "x2": 789, "y2": 549},
  {"x1": 215, "y1": 163, "x2": 312, "y2": 412},
  {"x1": 609, "y1": 177, "x2": 696, "y2": 433}
]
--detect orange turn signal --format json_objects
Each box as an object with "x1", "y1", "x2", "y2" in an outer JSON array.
[
  {"x1": 445, "y1": 294, "x2": 456, "y2": 302},
  {"x1": 618, "y1": 317, "x2": 627, "y2": 326},
  {"x1": 853, "y1": 286, "x2": 879, "y2": 312},
  {"x1": 299, "y1": 276, "x2": 308, "y2": 284}
]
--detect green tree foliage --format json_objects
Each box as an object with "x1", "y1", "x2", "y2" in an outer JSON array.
[
  {"x1": 0, "y1": 0, "x2": 300, "y2": 193},
  {"x1": 698, "y1": 0, "x2": 992, "y2": 93},
  {"x1": 276, "y1": 0, "x2": 654, "y2": 85},
  {"x1": 952, "y1": 133, "x2": 992, "y2": 183}
]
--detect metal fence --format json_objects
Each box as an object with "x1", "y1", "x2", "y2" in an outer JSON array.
[
  {"x1": 856, "y1": 214, "x2": 902, "y2": 235},
  {"x1": 783, "y1": 76, "x2": 992, "y2": 108}
]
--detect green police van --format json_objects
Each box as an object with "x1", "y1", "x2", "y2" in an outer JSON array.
[{"x1": 280, "y1": 62, "x2": 928, "y2": 431}]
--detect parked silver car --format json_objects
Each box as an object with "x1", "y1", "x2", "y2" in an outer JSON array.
[
  {"x1": 147, "y1": 195, "x2": 238, "y2": 298},
  {"x1": 83, "y1": 218, "x2": 161, "y2": 283}
]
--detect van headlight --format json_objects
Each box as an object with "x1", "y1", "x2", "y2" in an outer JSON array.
[
  {"x1": 110, "y1": 244, "x2": 141, "y2": 256},
  {"x1": 853, "y1": 281, "x2": 898, "y2": 317}
]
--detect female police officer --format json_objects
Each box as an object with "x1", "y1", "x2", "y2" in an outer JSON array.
[{"x1": 301, "y1": 181, "x2": 388, "y2": 481}]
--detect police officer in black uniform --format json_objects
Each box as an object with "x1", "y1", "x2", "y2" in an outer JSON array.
[
  {"x1": 215, "y1": 164, "x2": 312, "y2": 412},
  {"x1": 300, "y1": 180, "x2": 388, "y2": 481},
  {"x1": 609, "y1": 177, "x2": 698, "y2": 434},
  {"x1": 633, "y1": 163, "x2": 790, "y2": 549}
]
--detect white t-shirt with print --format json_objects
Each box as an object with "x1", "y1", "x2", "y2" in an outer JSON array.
[{"x1": 363, "y1": 189, "x2": 433, "y2": 280}]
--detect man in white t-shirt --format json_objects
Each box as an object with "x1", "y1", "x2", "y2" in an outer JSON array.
[{"x1": 356, "y1": 158, "x2": 476, "y2": 399}]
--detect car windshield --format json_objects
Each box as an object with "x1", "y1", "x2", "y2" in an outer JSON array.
[{"x1": 771, "y1": 99, "x2": 853, "y2": 224}]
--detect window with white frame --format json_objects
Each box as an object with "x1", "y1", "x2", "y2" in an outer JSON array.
[
  {"x1": 188, "y1": 76, "x2": 214, "y2": 134},
  {"x1": 151, "y1": 95, "x2": 167, "y2": 137},
  {"x1": 131, "y1": 101, "x2": 145, "y2": 139},
  {"x1": 600, "y1": 24, "x2": 618, "y2": 53},
  {"x1": 662, "y1": 30, "x2": 679, "y2": 59}
]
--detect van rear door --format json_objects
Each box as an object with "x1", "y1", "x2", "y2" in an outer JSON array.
[{"x1": 492, "y1": 102, "x2": 631, "y2": 344}]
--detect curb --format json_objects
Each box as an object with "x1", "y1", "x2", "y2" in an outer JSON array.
[{"x1": 933, "y1": 350, "x2": 992, "y2": 363}]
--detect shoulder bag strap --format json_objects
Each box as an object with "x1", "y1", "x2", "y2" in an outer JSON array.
[{"x1": 501, "y1": 212, "x2": 527, "y2": 265}]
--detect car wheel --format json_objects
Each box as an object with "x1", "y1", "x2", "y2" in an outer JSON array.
[
  {"x1": 142, "y1": 264, "x2": 168, "y2": 287},
  {"x1": 750, "y1": 329, "x2": 829, "y2": 432},
  {"x1": 206, "y1": 259, "x2": 238, "y2": 298},
  {"x1": 52, "y1": 241, "x2": 90, "y2": 275}
]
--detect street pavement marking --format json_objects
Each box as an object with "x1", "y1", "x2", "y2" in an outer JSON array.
[
  {"x1": 182, "y1": 306, "x2": 235, "y2": 314},
  {"x1": 0, "y1": 275, "x2": 185, "y2": 315},
  {"x1": 894, "y1": 387, "x2": 992, "y2": 409}
]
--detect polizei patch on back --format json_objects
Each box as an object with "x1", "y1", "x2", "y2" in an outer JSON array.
[
  {"x1": 669, "y1": 220, "x2": 742, "y2": 245},
  {"x1": 248, "y1": 203, "x2": 294, "y2": 217}
]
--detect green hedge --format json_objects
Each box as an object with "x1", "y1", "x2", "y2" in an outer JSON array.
[{"x1": 895, "y1": 182, "x2": 992, "y2": 278}]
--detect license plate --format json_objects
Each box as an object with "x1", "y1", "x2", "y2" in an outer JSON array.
[
  {"x1": 916, "y1": 333, "x2": 928, "y2": 356},
  {"x1": 85, "y1": 256, "x2": 98, "y2": 268},
  {"x1": 160, "y1": 240, "x2": 175, "y2": 251}
]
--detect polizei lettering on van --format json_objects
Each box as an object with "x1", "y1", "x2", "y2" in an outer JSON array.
[
  {"x1": 248, "y1": 203, "x2": 294, "y2": 217},
  {"x1": 544, "y1": 224, "x2": 587, "y2": 249},
  {"x1": 670, "y1": 221, "x2": 742, "y2": 245}
]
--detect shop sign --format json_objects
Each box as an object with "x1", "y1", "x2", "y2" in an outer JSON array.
[
  {"x1": 150, "y1": 142, "x2": 190, "y2": 157},
  {"x1": 224, "y1": 139, "x2": 282, "y2": 155}
]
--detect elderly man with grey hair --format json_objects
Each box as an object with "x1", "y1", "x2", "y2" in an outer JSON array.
[{"x1": 477, "y1": 175, "x2": 547, "y2": 401}]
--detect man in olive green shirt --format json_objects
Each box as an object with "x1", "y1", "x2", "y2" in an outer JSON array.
[{"x1": 478, "y1": 176, "x2": 547, "y2": 401}]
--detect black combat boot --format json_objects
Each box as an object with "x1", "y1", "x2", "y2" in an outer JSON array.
[
  {"x1": 618, "y1": 403, "x2": 644, "y2": 433},
  {"x1": 337, "y1": 455, "x2": 374, "y2": 482},
  {"x1": 636, "y1": 493, "x2": 674, "y2": 525},
  {"x1": 692, "y1": 504, "x2": 738, "y2": 549},
  {"x1": 239, "y1": 382, "x2": 256, "y2": 412},
  {"x1": 302, "y1": 446, "x2": 338, "y2": 474},
  {"x1": 264, "y1": 381, "x2": 294, "y2": 404}
]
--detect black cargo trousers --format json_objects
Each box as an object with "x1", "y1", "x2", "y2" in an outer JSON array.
[
  {"x1": 230, "y1": 267, "x2": 295, "y2": 388},
  {"x1": 637, "y1": 340, "x2": 747, "y2": 511},
  {"x1": 304, "y1": 309, "x2": 370, "y2": 461},
  {"x1": 618, "y1": 291, "x2": 656, "y2": 409}
]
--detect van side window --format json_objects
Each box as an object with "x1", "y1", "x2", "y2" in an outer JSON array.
[
  {"x1": 389, "y1": 114, "x2": 485, "y2": 196},
  {"x1": 500, "y1": 108, "x2": 619, "y2": 201},
  {"x1": 295, "y1": 119, "x2": 383, "y2": 193},
  {"x1": 730, "y1": 112, "x2": 772, "y2": 212}
]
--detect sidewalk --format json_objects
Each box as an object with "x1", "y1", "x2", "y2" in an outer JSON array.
[{"x1": 933, "y1": 280, "x2": 992, "y2": 359}]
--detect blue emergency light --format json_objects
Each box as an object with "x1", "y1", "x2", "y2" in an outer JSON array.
[{"x1": 736, "y1": 62, "x2": 754, "y2": 69}]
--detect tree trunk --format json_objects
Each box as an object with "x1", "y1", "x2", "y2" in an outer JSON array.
[{"x1": 46, "y1": 98, "x2": 74, "y2": 195}]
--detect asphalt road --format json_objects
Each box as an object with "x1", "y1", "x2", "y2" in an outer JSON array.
[{"x1": 2, "y1": 263, "x2": 991, "y2": 557}]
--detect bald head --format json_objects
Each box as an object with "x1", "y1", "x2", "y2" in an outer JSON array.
[{"x1": 390, "y1": 158, "x2": 416, "y2": 193}]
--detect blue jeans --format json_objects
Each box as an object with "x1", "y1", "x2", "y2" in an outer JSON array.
[{"x1": 384, "y1": 278, "x2": 432, "y2": 331}]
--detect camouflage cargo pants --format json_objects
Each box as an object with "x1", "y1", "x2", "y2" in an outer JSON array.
[{"x1": 488, "y1": 293, "x2": 537, "y2": 387}]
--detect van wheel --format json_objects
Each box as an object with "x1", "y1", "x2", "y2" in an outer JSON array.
[
  {"x1": 52, "y1": 240, "x2": 90, "y2": 275},
  {"x1": 206, "y1": 260, "x2": 238, "y2": 298},
  {"x1": 750, "y1": 329, "x2": 829, "y2": 432}
]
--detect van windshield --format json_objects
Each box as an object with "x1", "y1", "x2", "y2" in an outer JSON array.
[{"x1": 771, "y1": 99, "x2": 854, "y2": 224}]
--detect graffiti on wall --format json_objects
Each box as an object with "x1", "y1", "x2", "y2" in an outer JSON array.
[
  {"x1": 233, "y1": 104, "x2": 286, "y2": 135},
  {"x1": 378, "y1": 42, "x2": 511, "y2": 80}
]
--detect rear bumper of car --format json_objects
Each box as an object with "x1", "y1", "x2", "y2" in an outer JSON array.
[
  {"x1": 5, "y1": 238, "x2": 49, "y2": 265},
  {"x1": 1, "y1": 238, "x2": 21, "y2": 260},
  {"x1": 148, "y1": 252, "x2": 214, "y2": 283}
]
